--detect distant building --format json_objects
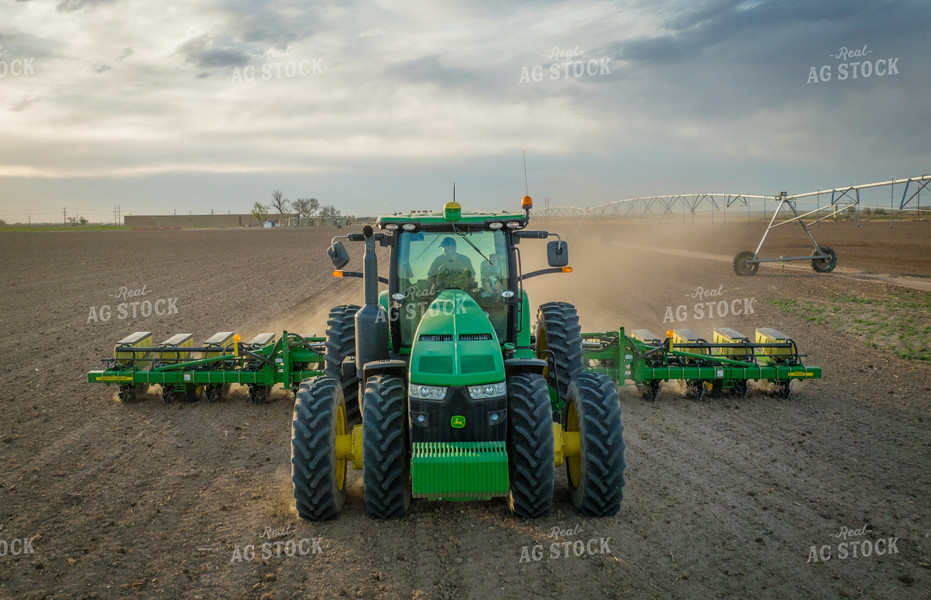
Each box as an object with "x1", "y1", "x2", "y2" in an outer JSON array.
[{"x1": 123, "y1": 214, "x2": 358, "y2": 229}]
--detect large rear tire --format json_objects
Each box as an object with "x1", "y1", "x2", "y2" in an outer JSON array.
[
  {"x1": 506, "y1": 374, "x2": 555, "y2": 518},
  {"x1": 565, "y1": 373, "x2": 625, "y2": 517},
  {"x1": 325, "y1": 305, "x2": 362, "y2": 423},
  {"x1": 291, "y1": 377, "x2": 347, "y2": 521},
  {"x1": 362, "y1": 375, "x2": 410, "y2": 519},
  {"x1": 534, "y1": 302, "x2": 584, "y2": 406}
]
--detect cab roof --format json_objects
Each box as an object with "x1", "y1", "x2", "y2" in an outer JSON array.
[{"x1": 376, "y1": 210, "x2": 528, "y2": 230}]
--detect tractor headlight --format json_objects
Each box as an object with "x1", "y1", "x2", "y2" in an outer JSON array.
[
  {"x1": 468, "y1": 381, "x2": 506, "y2": 399},
  {"x1": 409, "y1": 384, "x2": 448, "y2": 400}
]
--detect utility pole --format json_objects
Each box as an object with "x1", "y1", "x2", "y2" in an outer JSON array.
[
  {"x1": 28, "y1": 215, "x2": 31, "y2": 228},
  {"x1": 63, "y1": 207, "x2": 67, "y2": 226}
]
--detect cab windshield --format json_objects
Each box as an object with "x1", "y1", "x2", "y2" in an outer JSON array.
[{"x1": 395, "y1": 229, "x2": 510, "y2": 345}]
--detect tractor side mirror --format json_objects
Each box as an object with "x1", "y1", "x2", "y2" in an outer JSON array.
[
  {"x1": 547, "y1": 240, "x2": 569, "y2": 267},
  {"x1": 328, "y1": 241, "x2": 350, "y2": 269}
]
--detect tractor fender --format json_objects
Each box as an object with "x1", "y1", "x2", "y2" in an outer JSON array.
[
  {"x1": 504, "y1": 358, "x2": 547, "y2": 377},
  {"x1": 363, "y1": 359, "x2": 408, "y2": 382}
]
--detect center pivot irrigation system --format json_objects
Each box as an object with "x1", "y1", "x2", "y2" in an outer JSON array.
[
  {"x1": 733, "y1": 191, "x2": 843, "y2": 277},
  {"x1": 88, "y1": 196, "x2": 822, "y2": 520}
]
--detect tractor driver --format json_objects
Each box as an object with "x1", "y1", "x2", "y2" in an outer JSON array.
[{"x1": 427, "y1": 237, "x2": 475, "y2": 290}]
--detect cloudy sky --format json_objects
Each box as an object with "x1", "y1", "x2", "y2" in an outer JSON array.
[{"x1": 0, "y1": 0, "x2": 928, "y2": 222}]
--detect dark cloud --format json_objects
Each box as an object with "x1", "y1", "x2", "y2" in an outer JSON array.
[
  {"x1": 175, "y1": 34, "x2": 251, "y2": 69},
  {"x1": 56, "y1": 0, "x2": 119, "y2": 12},
  {"x1": 389, "y1": 55, "x2": 479, "y2": 86},
  {"x1": 582, "y1": 0, "x2": 931, "y2": 123},
  {"x1": 9, "y1": 94, "x2": 39, "y2": 112},
  {"x1": 0, "y1": 27, "x2": 58, "y2": 58}
]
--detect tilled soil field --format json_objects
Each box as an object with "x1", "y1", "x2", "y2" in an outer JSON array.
[{"x1": 0, "y1": 221, "x2": 928, "y2": 600}]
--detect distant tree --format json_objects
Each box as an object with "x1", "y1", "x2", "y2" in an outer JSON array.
[
  {"x1": 861, "y1": 207, "x2": 872, "y2": 217},
  {"x1": 67, "y1": 216, "x2": 78, "y2": 226},
  {"x1": 252, "y1": 202, "x2": 269, "y2": 225},
  {"x1": 271, "y1": 190, "x2": 289, "y2": 214},
  {"x1": 79, "y1": 216, "x2": 88, "y2": 225},
  {"x1": 319, "y1": 205, "x2": 341, "y2": 217},
  {"x1": 292, "y1": 198, "x2": 320, "y2": 218},
  {"x1": 0, "y1": 219, "x2": 5, "y2": 226}
]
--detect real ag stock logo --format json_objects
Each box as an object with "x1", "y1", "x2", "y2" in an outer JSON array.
[
  {"x1": 230, "y1": 46, "x2": 323, "y2": 83},
  {"x1": 0, "y1": 524, "x2": 37, "y2": 559},
  {"x1": 0, "y1": 44, "x2": 36, "y2": 78},
  {"x1": 662, "y1": 284, "x2": 755, "y2": 324},
  {"x1": 86, "y1": 284, "x2": 179, "y2": 323},
  {"x1": 518, "y1": 45, "x2": 611, "y2": 84},
  {"x1": 807, "y1": 524, "x2": 899, "y2": 564},
  {"x1": 807, "y1": 44, "x2": 900, "y2": 84}
]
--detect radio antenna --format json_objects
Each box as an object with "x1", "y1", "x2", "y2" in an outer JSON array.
[
  {"x1": 522, "y1": 150, "x2": 529, "y2": 196},
  {"x1": 453, "y1": 182, "x2": 456, "y2": 202}
]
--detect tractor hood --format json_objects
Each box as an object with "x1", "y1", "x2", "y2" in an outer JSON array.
[{"x1": 410, "y1": 289, "x2": 504, "y2": 386}]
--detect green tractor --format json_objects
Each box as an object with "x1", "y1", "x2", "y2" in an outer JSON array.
[{"x1": 291, "y1": 197, "x2": 626, "y2": 519}]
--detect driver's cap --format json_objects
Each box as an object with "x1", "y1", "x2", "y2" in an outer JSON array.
[{"x1": 440, "y1": 237, "x2": 456, "y2": 247}]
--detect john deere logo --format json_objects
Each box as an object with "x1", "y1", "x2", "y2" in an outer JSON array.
[{"x1": 451, "y1": 416, "x2": 466, "y2": 429}]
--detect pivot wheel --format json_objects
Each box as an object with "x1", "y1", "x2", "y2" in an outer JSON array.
[
  {"x1": 506, "y1": 373, "x2": 554, "y2": 518},
  {"x1": 733, "y1": 251, "x2": 759, "y2": 276},
  {"x1": 811, "y1": 246, "x2": 837, "y2": 273},
  {"x1": 362, "y1": 375, "x2": 410, "y2": 519},
  {"x1": 325, "y1": 304, "x2": 362, "y2": 423},
  {"x1": 565, "y1": 373, "x2": 625, "y2": 517},
  {"x1": 291, "y1": 377, "x2": 347, "y2": 521},
  {"x1": 636, "y1": 380, "x2": 660, "y2": 402},
  {"x1": 534, "y1": 302, "x2": 584, "y2": 404}
]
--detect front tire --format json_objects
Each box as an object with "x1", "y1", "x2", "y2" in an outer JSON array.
[
  {"x1": 565, "y1": 373, "x2": 625, "y2": 517},
  {"x1": 506, "y1": 374, "x2": 555, "y2": 518},
  {"x1": 291, "y1": 377, "x2": 347, "y2": 521},
  {"x1": 362, "y1": 375, "x2": 410, "y2": 519}
]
